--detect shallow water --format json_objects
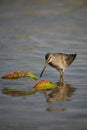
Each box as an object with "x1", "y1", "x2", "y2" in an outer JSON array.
[{"x1": 0, "y1": 0, "x2": 87, "y2": 130}]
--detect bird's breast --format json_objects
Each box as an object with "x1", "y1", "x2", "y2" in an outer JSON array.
[{"x1": 49, "y1": 62, "x2": 62, "y2": 71}]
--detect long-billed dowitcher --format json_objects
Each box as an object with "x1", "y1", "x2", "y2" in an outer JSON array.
[{"x1": 40, "y1": 53, "x2": 77, "y2": 82}]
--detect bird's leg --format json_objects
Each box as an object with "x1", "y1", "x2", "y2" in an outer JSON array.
[
  {"x1": 59, "y1": 73, "x2": 62, "y2": 82},
  {"x1": 61, "y1": 70, "x2": 64, "y2": 83},
  {"x1": 59, "y1": 70, "x2": 64, "y2": 83}
]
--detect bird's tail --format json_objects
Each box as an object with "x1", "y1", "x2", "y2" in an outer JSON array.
[{"x1": 68, "y1": 54, "x2": 77, "y2": 66}]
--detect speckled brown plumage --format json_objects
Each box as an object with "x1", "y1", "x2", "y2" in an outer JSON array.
[{"x1": 40, "y1": 52, "x2": 77, "y2": 82}]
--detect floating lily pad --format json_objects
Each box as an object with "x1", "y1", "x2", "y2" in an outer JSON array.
[
  {"x1": 1, "y1": 71, "x2": 38, "y2": 80},
  {"x1": 33, "y1": 80, "x2": 56, "y2": 91}
]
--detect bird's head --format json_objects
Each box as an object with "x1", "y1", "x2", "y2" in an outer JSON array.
[
  {"x1": 40, "y1": 53, "x2": 54, "y2": 77},
  {"x1": 45, "y1": 53, "x2": 53, "y2": 63}
]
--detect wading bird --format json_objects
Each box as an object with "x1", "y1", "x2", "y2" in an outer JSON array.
[{"x1": 40, "y1": 53, "x2": 77, "y2": 82}]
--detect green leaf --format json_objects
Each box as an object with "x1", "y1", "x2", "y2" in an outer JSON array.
[
  {"x1": 1, "y1": 71, "x2": 38, "y2": 80},
  {"x1": 26, "y1": 71, "x2": 38, "y2": 80},
  {"x1": 33, "y1": 80, "x2": 56, "y2": 91}
]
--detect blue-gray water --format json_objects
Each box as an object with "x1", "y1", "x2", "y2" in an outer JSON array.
[{"x1": 0, "y1": 0, "x2": 87, "y2": 130}]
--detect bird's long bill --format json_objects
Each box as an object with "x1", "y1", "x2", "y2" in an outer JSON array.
[{"x1": 40, "y1": 62, "x2": 48, "y2": 77}]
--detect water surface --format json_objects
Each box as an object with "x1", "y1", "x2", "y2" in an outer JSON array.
[{"x1": 0, "y1": 0, "x2": 87, "y2": 130}]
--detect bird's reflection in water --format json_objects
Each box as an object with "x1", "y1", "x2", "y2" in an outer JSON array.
[
  {"x1": 43, "y1": 82, "x2": 76, "y2": 112},
  {"x1": 45, "y1": 82, "x2": 76, "y2": 103}
]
